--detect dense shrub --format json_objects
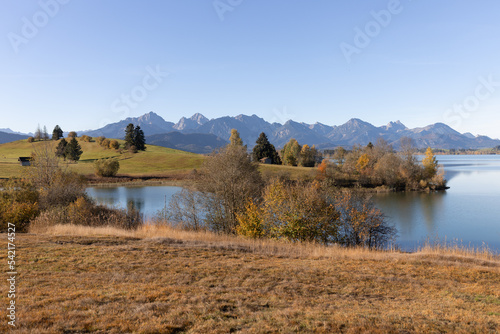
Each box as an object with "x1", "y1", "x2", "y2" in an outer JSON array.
[
  {"x1": 109, "y1": 140, "x2": 120, "y2": 150},
  {"x1": 96, "y1": 136, "x2": 106, "y2": 146},
  {"x1": 0, "y1": 179, "x2": 40, "y2": 232},
  {"x1": 81, "y1": 135, "x2": 92, "y2": 142},
  {"x1": 94, "y1": 158, "x2": 120, "y2": 177},
  {"x1": 30, "y1": 197, "x2": 142, "y2": 231}
]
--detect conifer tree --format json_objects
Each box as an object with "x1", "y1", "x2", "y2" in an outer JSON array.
[
  {"x1": 55, "y1": 138, "x2": 68, "y2": 159},
  {"x1": 252, "y1": 132, "x2": 281, "y2": 164},
  {"x1": 65, "y1": 137, "x2": 83, "y2": 162},
  {"x1": 134, "y1": 126, "x2": 146, "y2": 151},
  {"x1": 52, "y1": 125, "x2": 63, "y2": 140},
  {"x1": 124, "y1": 123, "x2": 135, "y2": 149}
]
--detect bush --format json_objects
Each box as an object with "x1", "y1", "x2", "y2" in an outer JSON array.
[
  {"x1": 81, "y1": 135, "x2": 92, "y2": 142},
  {"x1": 96, "y1": 136, "x2": 106, "y2": 146},
  {"x1": 94, "y1": 158, "x2": 120, "y2": 177},
  {"x1": 236, "y1": 180, "x2": 339, "y2": 244},
  {"x1": 30, "y1": 197, "x2": 142, "y2": 232},
  {"x1": 68, "y1": 131, "x2": 77, "y2": 138},
  {"x1": 0, "y1": 180, "x2": 40, "y2": 232},
  {"x1": 27, "y1": 136, "x2": 34, "y2": 143},
  {"x1": 109, "y1": 140, "x2": 120, "y2": 150},
  {"x1": 101, "y1": 138, "x2": 110, "y2": 149}
]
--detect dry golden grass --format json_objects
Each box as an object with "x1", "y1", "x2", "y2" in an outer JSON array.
[{"x1": 2, "y1": 225, "x2": 499, "y2": 333}]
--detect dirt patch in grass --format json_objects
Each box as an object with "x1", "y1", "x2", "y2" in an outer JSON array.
[{"x1": 1, "y1": 233, "x2": 499, "y2": 333}]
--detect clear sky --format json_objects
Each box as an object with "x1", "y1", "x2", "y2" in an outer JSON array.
[{"x1": 1, "y1": 0, "x2": 500, "y2": 138}]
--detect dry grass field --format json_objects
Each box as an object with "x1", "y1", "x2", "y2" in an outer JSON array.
[{"x1": 1, "y1": 225, "x2": 499, "y2": 333}]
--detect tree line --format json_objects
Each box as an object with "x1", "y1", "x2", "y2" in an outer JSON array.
[{"x1": 160, "y1": 130, "x2": 398, "y2": 249}]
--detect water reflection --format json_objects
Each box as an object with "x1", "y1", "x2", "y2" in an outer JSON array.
[
  {"x1": 86, "y1": 156, "x2": 500, "y2": 252},
  {"x1": 373, "y1": 155, "x2": 500, "y2": 251},
  {"x1": 86, "y1": 186, "x2": 183, "y2": 219}
]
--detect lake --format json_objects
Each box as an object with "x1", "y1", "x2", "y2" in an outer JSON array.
[{"x1": 87, "y1": 155, "x2": 500, "y2": 252}]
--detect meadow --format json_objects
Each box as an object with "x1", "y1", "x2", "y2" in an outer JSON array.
[
  {"x1": 0, "y1": 138, "x2": 206, "y2": 180},
  {"x1": 1, "y1": 224, "x2": 498, "y2": 333},
  {"x1": 0, "y1": 138, "x2": 317, "y2": 182}
]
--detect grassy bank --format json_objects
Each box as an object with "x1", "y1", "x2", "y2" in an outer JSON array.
[
  {"x1": 0, "y1": 139, "x2": 319, "y2": 183},
  {"x1": 0, "y1": 139, "x2": 206, "y2": 179},
  {"x1": 2, "y1": 225, "x2": 499, "y2": 333}
]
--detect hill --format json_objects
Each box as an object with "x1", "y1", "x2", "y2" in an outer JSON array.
[
  {"x1": 4, "y1": 226, "x2": 499, "y2": 333},
  {"x1": 0, "y1": 138, "x2": 205, "y2": 179},
  {"x1": 147, "y1": 131, "x2": 228, "y2": 154},
  {"x1": 79, "y1": 112, "x2": 500, "y2": 150},
  {"x1": 0, "y1": 130, "x2": 29, "y2": 144}
]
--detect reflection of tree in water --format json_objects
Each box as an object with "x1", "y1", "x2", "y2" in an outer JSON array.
[
  {"x1": 127, "y1": 199, "x2": 144, "y2": 225},
  {"x1": 418, "y1": 191, "x2": 445, "y2": 232},
  {"x1": 373, "y1": 191, "x2": 446, "y2": 238}
]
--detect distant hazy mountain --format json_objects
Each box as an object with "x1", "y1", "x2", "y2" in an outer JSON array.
[
  {"x1": 0, "y1": 131, "x2": 29, "y2": 144},
  {"x1": 173, "y1": 113, "x2": 209, "y2": 131},
  {"x1": 77, "y1": 111, "x2": 500, "y2": 150},
  {"x1": 147, "y1": 131, "x2": 228, "y2": 154},
  {"x1": 83, "y1": 111, "x2": 175, "y2": 138}
]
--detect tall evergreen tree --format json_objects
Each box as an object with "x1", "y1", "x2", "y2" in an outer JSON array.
[
  {"x1": 124, "y1": 123, "x2": 135, "y2": 149},
  {"x1": 52, "y1": 125, "x2": 63, "y2": 140},
  {"x1": 55, "y1": 138, "x2": 68, "y2": 159},
  {"x1": 65, "y1": 137, "x2": 83, "y2": 162},
  {"x1": 252, "y1": 132, "x2": 281, "y2": 164},
  {"x1": 134, "y1": 126, "x2": 146, "y2": 151}
]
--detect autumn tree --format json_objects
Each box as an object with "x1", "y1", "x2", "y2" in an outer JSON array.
[
  {"x1": 252, "y1": 132, "x2": 281, "y2": 164},
  {"x1": 229, "y1": 128, "x2": 244, "y2": 147},
  {"x1": 34, "y1": 124, "x2": 42, "y2": 141},
  {"x1": 299, "y1": 144, "x2": 320, "y2": 167},
  {"x1": 281, "y1": 138, "x2": 301, "y2": 166},
  {"x1": 422, "y1": 147, "x2": 438, "y2": 179},
  {"x1": 237, "y1": 179, "x2": 340, "y2": 244},
  {"x1": 68, "y1": 131, "x2": 77, "y2": 139},
  {"x1": 197, "y1": 145, "x2": 263, "y2": 234}
]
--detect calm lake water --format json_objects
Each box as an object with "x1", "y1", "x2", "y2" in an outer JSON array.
[{"x1": 87, "y1": 155, "x2": 500, "y2": 252}]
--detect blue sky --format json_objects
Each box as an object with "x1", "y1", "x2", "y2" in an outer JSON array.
[{"x1": 1, "y1": 0, "x2": 500, "y2": 138}]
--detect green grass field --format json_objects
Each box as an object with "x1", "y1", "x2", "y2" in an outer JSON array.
[
  {"x1": 0, "y1": 139, "x2": 318, "y2": 181},
  {"x1": 0, "y1": 138, "x2": 206, "y2": 179}
]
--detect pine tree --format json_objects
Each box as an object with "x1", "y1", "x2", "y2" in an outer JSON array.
[
  {"x1": 252, "y1": 132, "x2": 281, "y2": 164},
  {"x1": 124, "y1": 123, "x2": 135, "y2": 149},
  {"x1": 134, "y1": 126, "x2": 146, "y2": 151},
  {"x1": 52, "y1": 125, "x2": 63, "y2": 140},
  {"x1": 55, "y1": 138, "x2": 68, "y2": 159},
  {"x1": 65, "y1": 137, "x2": 83, "y2": 162}
]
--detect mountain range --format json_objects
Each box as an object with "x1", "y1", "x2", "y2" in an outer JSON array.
[
  {"x1": 81, "y1": 112, "x2": 500, "y2": 151},
  {"x1": 2, "y1": 112, "x2": 499, "y2": 150}
]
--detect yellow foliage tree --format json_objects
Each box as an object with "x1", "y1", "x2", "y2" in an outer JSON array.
[
  {"x1": 356, "y1": 153, "x2": 370, "y2": 174},
  {"x1": 422, "y1": 147, "x2": 438, "y2": 179}
]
